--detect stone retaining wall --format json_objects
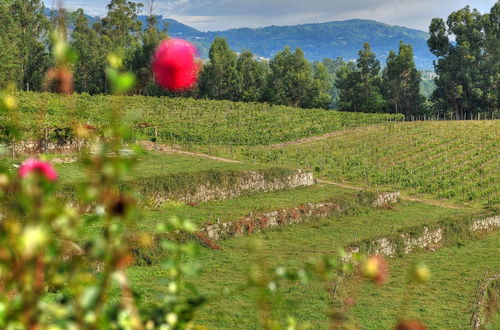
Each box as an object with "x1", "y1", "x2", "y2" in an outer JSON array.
[
  {"x1": 373, "y1": 192, "x2": 400, "y2": 207},
  {"x1": 3, "y1": 140, "x2": 86, "y2": 156},
  {"x1": 198, "y1": 192, "x2": 400, "y2": 241},
  {"x1": 345, "y1": 214, "x2": 500, "y2": 259},
  {"x1": 470, "y1": 215, "x2": 500, "y2": 232},
  {"x1": 140, "y1": 170, "x2": 315, "y2": 206},
  {"x1": 200, "y1": 201, "x2": 343, "y2": 241},
  {"x1": 470, "y1": 274, "x2": 500, "y2": 330}
]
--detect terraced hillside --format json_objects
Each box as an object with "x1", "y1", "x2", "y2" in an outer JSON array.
[
  {"x1": 202, "y1": 120, "x2": 500, "y2": 207},
  {"x1": 2, "y1": 92, "x2": 498, "y2": 329}
]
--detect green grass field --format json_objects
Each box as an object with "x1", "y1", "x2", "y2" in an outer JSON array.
[
  {"x1": 121, "y1": 201, "x2": 477, "y2": 329},
  {"x1": 51, "y1": 152, "x2": 271, "y2": 185},
  {"x1": 345, "y1": 231, "x2": 500, "y2": 329}
]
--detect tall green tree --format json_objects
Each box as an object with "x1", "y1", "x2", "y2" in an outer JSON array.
[
  {"x1": 322, "y1": 57, "x2": 345, "y2": 108},
  {"x1": 198, "y1": 37, "x2": 240, "y2": 101},
  {"x1": 336, "y1": 43, "x2": 385, "y2": 112},
  {"x1": 382, "y1": 41, "x2": 423, "y2": 116},
  {"x1": 356, "y1": 43, "x2": 385, "y2": 112},
  {"x1": 9, "y1": 0, "x2": 50, "y2": 91},
  {"x1": 236, "y1": 50, "x2": 267, "y2": 102},
  {"x1": 100, "y1": 0, "x2": 143, "y2": 55},
  {"x1": 308, "y1": 62, "x2": 332, "y2": 109},
  {"x1": 266, "y1": 47, "x2": 314, "y2": 108},
  {"x1": 335, "y1": 62, "x2": 361, "y2": 111},
  {"x1": 71, "y1": 9, "x2": 107, "y2": 94},
  {"x1": 428, "y1": 4, "x2": 498, "y2": 118},
  {"x1": 483, "y1": 2, "x2": 500, "y2": 115},
  {"x1": 129, "y1": 8, "x2": 168, "y2": 94},
  {"x1": 0, "y1": 2, "x2": 21, "y2": 87}
]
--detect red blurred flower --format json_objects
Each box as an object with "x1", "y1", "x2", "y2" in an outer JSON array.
[
  {"x1": 395, "y1": 320, "x2": 427, "y2": 330},
  {"x1": 44, "y1": 67, "x2": 74, "y2": 95},
  {"x1": 361, "y1": 255, "x2": 389, "y2": 285},
  {"x1": 152, "y1": 38, "x2": 199, "y2": 91},
  {"x1": 19, "y1": 159, "x2": 58, "y2": 182}
]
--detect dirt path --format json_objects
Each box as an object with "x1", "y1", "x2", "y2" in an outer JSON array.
[
  {"x1": 139, "y1": 141, "x2": 243, "y2": 164},
  {"x1": 317, "y1": 179, "x2": 466, "y2": 210},
  {"x1": 266, "y1": 125, "x2": 380, "y2": 148}
]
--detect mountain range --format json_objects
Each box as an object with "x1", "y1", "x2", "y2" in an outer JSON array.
[{"x1": 55, "y1": 8, "x2": 436, "y2": 70}]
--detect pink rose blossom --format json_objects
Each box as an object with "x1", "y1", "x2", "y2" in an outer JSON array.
[
  {"x1": 19, "y1": 159, "x2": 58, "y2": 182},
  {"x1": 152, "y1": 38, "x2": 199, "y2": 91}
]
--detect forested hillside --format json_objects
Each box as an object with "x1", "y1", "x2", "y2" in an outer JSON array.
[{"x1": 101, "y1": 16, "x2": 436, "y2": 69}]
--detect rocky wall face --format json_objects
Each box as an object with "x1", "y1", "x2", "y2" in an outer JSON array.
[
  {"x1": 201, "y1": 201, "x2": 344, "y2": 241},
  {"x1": 146, "y1": 170, "x2": 315, "y2": 205},
  {"x1": 470, "y1": 216, "x2": 500, "y2": 232},
  {"x1": 345, "y1": 214, "x2": 499, "y2": 259},
  {"x1": 199, "y1": 192, "x2": 399, "y2": 241},
  {"x1": 4, "y1": 140, "x2": 87, "y2": 156},
  {"x1": 373, "y1": 192, "x2": 400, "y2": 207}
]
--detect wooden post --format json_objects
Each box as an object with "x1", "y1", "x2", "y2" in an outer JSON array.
[
  {"x1": 45, "y1": 128, "x2": 49, "y2": 154},
  {"x1": 154, "y1": 125, "x2": 158, "y2": 151}
]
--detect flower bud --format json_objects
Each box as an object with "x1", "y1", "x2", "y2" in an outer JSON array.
[
  {"x1": 166, "y1": 313, "x2": 178, "y2": 326},
  {"x1": 411, "y1": 263, "x2": 431, "y2": 283},
  {"x1": 0, "y1": 173, "x2": 9, "y2": 188},
  {"x1": 2, "y1": 95, "x2": 17, "y2": 111},
  {"x1": 21, "y1": 226, "x2": 49, "y2": 257},
  {"x1": 107, "y1": 54, "x2": 123, "y2": 69},
  {"x1": 361, "y1": 255, "x2": 389, "y2": 285},
  {"x1": 395, "y1": 319, "x2": 427, "y2": 330}
]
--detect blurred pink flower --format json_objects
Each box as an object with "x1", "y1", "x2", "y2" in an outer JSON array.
[
  {"x1": 19, "y1": 159, "x2": 58, "y2": 182},
  {"x1": 152, "y1": 38, "x2": 199, "y2": 91}
]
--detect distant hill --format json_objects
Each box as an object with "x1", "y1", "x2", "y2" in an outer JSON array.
[
  {"x1": 155, "y1": 18, "x2": 435, "y2": 69},
  {"x1": 51, "y1": 9, "x2": 436, "y2": 69}
]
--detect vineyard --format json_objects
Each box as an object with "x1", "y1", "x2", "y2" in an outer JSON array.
[
  {"x1": 201, "y1": 120, "x2": 500, "y2": 207},
  {"x1": 5, "y1": 92, "x2": 402, "y2": 146}
]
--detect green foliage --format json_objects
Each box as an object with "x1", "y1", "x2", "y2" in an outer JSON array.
[
  {"x1": 100, "y1": 0, "x2": 143, "y2": 54},
  {"x1": 199, "y1": 37, "x2": 241, "y2": 101},
  {"x1": 8, "y1": 0, "x2": 51, "y2": 91},
  {"x1": 428, "y1": 3, "x2": 499, "y2": 118},
  {"x1": 0, "y1": 3, "x2": 21, "y2": 88},
  {"x1": 266, "y1": 47, "x2": 314, "y2": 108},
  {"x1": 129, "y1": 13, "x2": 168, "y2": 95},
  {"x1": 336, "y1": 43, "x2": 387, "y2": 113},
  {"x1": 382, "y1": 42, "x2": 424, "y2": 117},
  {"x1": 71, "y1": 9, "x2": 107, "y2": 94},
  {"x1": 236, "y1": 50, "x2": 268, "y2": 102}
]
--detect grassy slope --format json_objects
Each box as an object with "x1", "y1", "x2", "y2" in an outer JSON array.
[
  {"x1": 345, "y1": 231, "x2": 500, "y2": 329},
  {"x1": 78, "y1": 183, "x2": 355, "y2": 237},
  {"x1": 140, "y1": 183, "x2": 354, "y2": 229},
  {"x1": 124, "y1": 201, "x2": 474, "y2": 329},
  {"x1": 201, "y1": 121, "x2": 500, "y2": 207},
  {"x1": 11, "y1": 92, "x2": 401, "y2": 145},
  {"x1": 50, "y1": 152, "x2": 273, "y2": 185}
]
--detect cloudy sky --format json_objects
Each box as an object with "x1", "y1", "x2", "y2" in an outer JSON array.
[{"x1": 48, "y1": 0, "x2": 496, "y2": 31}]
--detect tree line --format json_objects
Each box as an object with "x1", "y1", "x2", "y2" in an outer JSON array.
[{"x1": 0, "y1": 0, "x2": 498, "y2": 119}]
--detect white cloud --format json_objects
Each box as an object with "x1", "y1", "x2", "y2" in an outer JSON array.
[{"x1": 49, "y1": 0, "x2": 497, "y2": 31}]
